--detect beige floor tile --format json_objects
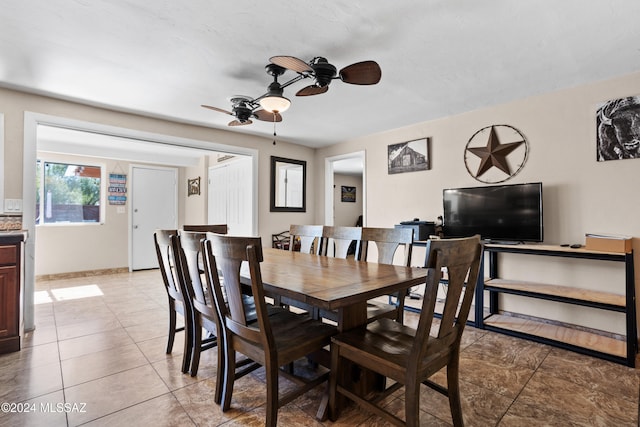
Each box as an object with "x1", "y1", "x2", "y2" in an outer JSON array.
[
  {"x1": 539, "y1": 348, "x2": 640, "y2": 403},
  {"x1": 0, "y1": 390, "x2": 67, "y2": 427},
  {"x1": 124, "y1": 320, "x2": 174, "y2": 343},
  {"x1": 115, "y1": 306, "x2": 169, "y2": 328},
  {"x1": 64, "y1": 364, "x2": 169, "y2": 425},
  {"x1": 0, "y1": 361, "x2": 63, "y2": 403},
  {"x1": 56, "y1": 317, "x2": 121, "y2": 341},
  {"x1": 57, "y1": 328, "x2": 134, "y2": 360},
  {"x1": 462, "y1": 331, "x2": 552, "y2": 370},
  {"x1": 61, "y1": 344, "x2": 148, "y2": 387},
  {"x1": 455, "y1": 351, "x2": 536, "y2": 399},
  {"x1": 81, "y1": 393, "x2": 194, "y2": 427},
  {"x1": 172, "y1": 378, "x2": 244, "y2": 426},
  {"x1": 504, "y1": 369, "x2": 637, "y2": 426},
  {"x1": 0, "y1": 342, "x2": 60, "y2": 371},
  {"x1": 137, "y1": 333, "x2": 186, "y2": 363},
  {"x1": 21, "y1": 325, "x2": 59, "y2": 347}
]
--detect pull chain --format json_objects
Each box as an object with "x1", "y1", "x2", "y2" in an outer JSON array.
[{"x1": 272, "y1": 112, "x2": 277, "y2": 145}]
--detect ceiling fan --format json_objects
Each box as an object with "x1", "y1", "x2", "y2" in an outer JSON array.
[
  {"x1": 269, "y1": 56, "x2": 382, "y2": 96},
  {"x1": 201, "y1": 96, "x2": 282, "y2": 127},
  {"x1": 201, "y1": 56, "x2": 381, "y2": 126}
]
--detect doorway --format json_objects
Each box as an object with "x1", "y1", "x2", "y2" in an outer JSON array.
[
  {"x1": 23, "y1": 112, "x2": 258, "y2": 330},
  {"x1": 325, "y1": 152, "x2": 365, "y2": 226}
]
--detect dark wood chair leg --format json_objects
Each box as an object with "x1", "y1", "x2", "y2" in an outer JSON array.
[
  {"x1": 181, "y1": 315, "x2": 192, "y2": 374},
  {"x1": 214, "y1": 337, "x2": 225, "y2": 404},
  {"x1": 405, "y1": 381, "x2": 420, "y2": 427},
  {"x1": 221, "y1": 345, "x2": 235, "y2": 411},
  {"x1": 265, "y1": 359, "x2": 279, "y2": 427},
  {"x1": 328, "y1": 342, "x2": 340, "y2": 422},
  {"x1": 190, "y1": 323, "x2": 202, "y2": 377},
  {"x1": 166, "y1": 301, "x2": 177, "y2": 354},
  {"x1": 448, "y1": 355, "x2": 464, "y2": 427}
]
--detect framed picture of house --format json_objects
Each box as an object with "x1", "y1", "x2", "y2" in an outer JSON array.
[{"x1": 388, "y1": 138, "x2": 430, "y2": 174}]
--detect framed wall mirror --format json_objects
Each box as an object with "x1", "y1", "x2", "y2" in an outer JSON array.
[{"x1": 270, "y1": 156, "x2": 306, "y2": 212}]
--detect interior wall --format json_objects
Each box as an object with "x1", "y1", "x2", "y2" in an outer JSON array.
[
  {"x1": 182, "y1": 156, "x2": 207, "y2": 226},
  {"x1": 315, "y1": 70, "x2": 640, "y2": 335},
  {"x1": 333, "y1": 173, "x2": 362, "y2": 226}
]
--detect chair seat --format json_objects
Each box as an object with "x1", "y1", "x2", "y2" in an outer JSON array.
[
  {"x1": 235, "y1": 310, "x2": 336, "y2": 364},
  {"x1": 331, "y1": 318, "x2": 448, "y2": 381}
]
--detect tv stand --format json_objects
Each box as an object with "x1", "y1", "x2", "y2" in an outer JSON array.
[{"x1": 476, "y1": 244, "x2": 637, "y2": 367}]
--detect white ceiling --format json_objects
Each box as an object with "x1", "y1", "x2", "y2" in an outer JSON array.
[{"x1": 2, "y1": 1, "x2": 640, "y2": 149}]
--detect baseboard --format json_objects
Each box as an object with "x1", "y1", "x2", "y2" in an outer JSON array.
[{"x1": 36, "y1": 267, "x2": 130, "y2": 282}]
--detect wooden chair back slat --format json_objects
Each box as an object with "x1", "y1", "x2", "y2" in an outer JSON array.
[
  {"x1": 289, "y1": 224, "x2": 323, "y2": 254},
  {"x1": 322, "y1": 226, "x2": 362, "y2": 259},
  {"x1": 361, "y1": 227, "x2": 413, "y2": 266}
]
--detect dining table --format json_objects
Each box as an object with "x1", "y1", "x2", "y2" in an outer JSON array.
[{"x1": 240, "y1": 247, "x2": 430, "y2": 419}]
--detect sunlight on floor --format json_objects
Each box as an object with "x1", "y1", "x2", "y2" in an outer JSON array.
[{"x1": 34, "y1": 284, "x2": 104, "y2": 304}]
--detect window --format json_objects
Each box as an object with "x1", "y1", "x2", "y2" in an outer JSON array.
[{"x1": 36, "y1": 160, "x2": 103, "y2": 224}]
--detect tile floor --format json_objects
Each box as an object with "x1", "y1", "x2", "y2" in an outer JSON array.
[{"x1": 1, "y1": 270, "x2": 638, "y2": 426}]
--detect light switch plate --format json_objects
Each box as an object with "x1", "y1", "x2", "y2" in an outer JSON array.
[{"x1": 4, "y1": 199, "x2": 23, "y2": 212}]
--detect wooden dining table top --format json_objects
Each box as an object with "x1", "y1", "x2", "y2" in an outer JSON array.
[{"x1": 245, "y1": 248, "x2": 428, "y2": 316}]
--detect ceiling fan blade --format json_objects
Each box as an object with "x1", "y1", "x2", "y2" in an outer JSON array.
[
  {"x1": 270, "y1": 55, "x2": 313, "y2": 74},
  {"x1": 339, "y1": 60, "x2": 382, "y2": 85},
  {"x1": 228, "y1": 119, "x2": 252, "y2": 127},
  {"x1": 201, "y1": 104, "x2": 233, "y2": 115},
  {"x1": 254, "y1": 109, "x2": 282, "y2": 122},
  {"x1": 296, "y1": 85, "x2": 329, "y2": 97}
]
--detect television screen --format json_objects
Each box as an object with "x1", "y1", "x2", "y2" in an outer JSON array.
[{"x1": 442, "y1": 182, "x2": 543, "y2": 242}]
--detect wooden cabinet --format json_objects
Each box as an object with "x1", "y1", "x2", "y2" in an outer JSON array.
[
  {"x1": 0, "y1": 234, "x2": 25, "y2": 354},
  {"x1": 476, "y1": 244, "x2": 636, "y2": 367}
]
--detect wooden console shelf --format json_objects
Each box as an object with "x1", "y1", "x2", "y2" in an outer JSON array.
[
  {"x1": 484, "y1": 314, "x2": 627, "y2": 359},
  {"x1": 476, "y1": 244, "x2": 636, "y2": 367}
]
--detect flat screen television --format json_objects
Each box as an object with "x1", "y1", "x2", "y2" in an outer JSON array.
[{"x1": 442, "y1": 182, "x2": 543, "y2": 243}]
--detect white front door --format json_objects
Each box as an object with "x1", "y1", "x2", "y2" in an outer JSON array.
[
  {"x1": 131, "y1": 165, "x2": 177, "y2": 270},
  {"x1": 208, "y1": 156, "x2": 253, "y2": 236}
]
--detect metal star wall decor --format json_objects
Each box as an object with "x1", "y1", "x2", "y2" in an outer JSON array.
[{"x1": 464, "y1": 125, "x2": 529, "y2": 183}]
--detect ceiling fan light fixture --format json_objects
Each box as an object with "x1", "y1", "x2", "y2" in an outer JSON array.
[{"x1": 259, "y1": 95, "x2": 291, "y2": 114}]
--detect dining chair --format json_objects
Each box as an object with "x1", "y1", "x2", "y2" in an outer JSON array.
[
  {"x1": 328, "y1": 235, "x2": 482, "y2": 427},
  {"x1": 360, "y1": 226, "x2": 414, "y2": 324},
  {"x1": 182, "y1": 224, "x2": 228, "y2": 234},
  {"x1": 204, "y1": 233, "x2": 337, "y2": 427},
  {"x1": 289, "y1": 224, "x2": 323, "y2": 254},
  {"x1": 321, "y1": 225, "x2": 362, "y2": 259},
  {"x1": 171, "y1": 232, "x2": 219, "y2": 379},
  {"x1": 153, "y1": 229, "x2": 190, "y2": 373}
]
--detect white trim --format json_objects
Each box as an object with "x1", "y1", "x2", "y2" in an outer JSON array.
[
  {"x1": 324, "y1": 151, "x2": 366, "y2": 226},
  {"x1": 23, "y1": 112, "x2": 259, "y2": 330}
]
